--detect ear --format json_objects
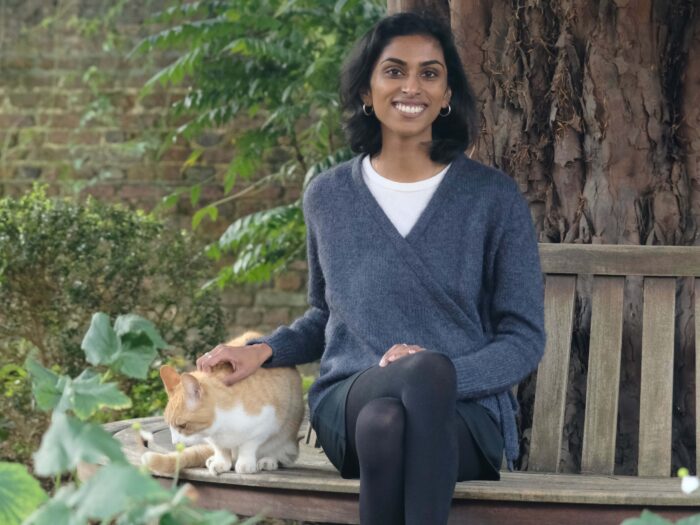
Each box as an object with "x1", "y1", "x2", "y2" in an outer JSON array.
[
  {"x1": 360, "y1": 88, "x2": 372, "y2": 107},
  {"x1": 442, "y1": 87, "x2": 452, "y2": 108},
  {"x1": 159, "y1": 365, "x2": 181, "y2": 396},
  {"x1": 180, "y1": 373, "x2": 202, "y2": 409}
]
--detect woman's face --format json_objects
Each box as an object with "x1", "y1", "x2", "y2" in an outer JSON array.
[{"x1": 362, "y1": 34, "x2": 452, "y2": 146}]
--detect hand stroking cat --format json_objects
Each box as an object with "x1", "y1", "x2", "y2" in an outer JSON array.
[{"x1": 141, "y1": 331, "x2": 304, "y2": 476}]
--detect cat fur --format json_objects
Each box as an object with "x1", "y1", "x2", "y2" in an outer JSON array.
[{"x1": 141, "y1": 331, "x2": 304, "y2": 476}]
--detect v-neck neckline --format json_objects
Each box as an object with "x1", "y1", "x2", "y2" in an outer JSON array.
[{"x1": 350, "y1": 154, "x2": 460, "y2": 245}]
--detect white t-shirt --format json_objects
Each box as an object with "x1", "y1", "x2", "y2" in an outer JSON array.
[{"x1": 361, "y1": 155, "x2": 450, "y2": 237}]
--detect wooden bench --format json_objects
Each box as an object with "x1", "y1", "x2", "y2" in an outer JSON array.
[{"x1": 109, "y1": 243, "x2": 700, "y2": 524}]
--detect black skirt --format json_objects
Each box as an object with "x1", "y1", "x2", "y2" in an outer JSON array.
[{"x1": 310, "y1": 368, "x2": 504, "y2": 480}]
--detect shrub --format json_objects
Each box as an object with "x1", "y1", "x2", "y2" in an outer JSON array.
[{"x1": 0, "y1": 184, "x2": 227, "y2": 464}]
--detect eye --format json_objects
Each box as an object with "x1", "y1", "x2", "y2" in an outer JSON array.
[
  {"x1": 384, "y1": 67, "x2": 403, "y2": 77},
  {"x1": 422, "y1": 69, "x2": 439, "y2": 79}
]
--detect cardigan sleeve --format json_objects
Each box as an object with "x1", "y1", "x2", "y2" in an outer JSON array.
[
  {"x1": 451, "y1": 191, "x2": 546, "y2": 399},
  {"x1": 244, "y1": 197, "x2": 328, "y2": 366}
]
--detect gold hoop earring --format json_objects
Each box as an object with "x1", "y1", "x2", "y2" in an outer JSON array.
[
  {"x1": 362, "y1": 104, "x2": 374, "y2": 116},
  {"x1": 439, "y1": 104, "x2": 451, "y2": 117}
]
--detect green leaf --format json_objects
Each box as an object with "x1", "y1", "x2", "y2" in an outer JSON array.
[
  {"x1": 620, "y1": 510, "x2": 674, "y2": 524},
  {"x1": 190, "y1": 184, "x2": 202, "y2": 206},
  {"x1": 70, "y1": 463, "x2": 169, "y2": 522},
  {"x1": 33, "y1": 412, "x2": 125, "y2": 476},
  {"x1": 81, "y1": 312, "x2": 120, "y2": 367},
  {"x1": 23, "y1": 486, "x2": 78, "y2": 525},
  {"x1": 112, "y1": 332, "x2": 158, "y2": 380},
  {"x1": 57, "y1": 370, "x2": 132, "y2": 419},
  {"x1": 114, "y1": 314, "x2": 168, "y2": 349},
  {"x1": 192, "y1": 205, "x2": 218, "y2": 230},
  {"x1": 26, "y1": 359, "x2": 131, "y2": 419},
  {"x1": 0, "y1": 462, "x2": 47, "y2": 525},
  {"x1": 24, "y1": 357, "x2": 63, "y2": 412}
]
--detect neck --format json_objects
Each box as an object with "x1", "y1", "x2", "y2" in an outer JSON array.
[{"x1": 372, "y1": 135, "x2": 446, "y2": 183}]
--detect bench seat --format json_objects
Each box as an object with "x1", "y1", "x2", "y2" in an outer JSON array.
[{"x1": 106, "y1": 415, "x2": 700, "y2": 524}]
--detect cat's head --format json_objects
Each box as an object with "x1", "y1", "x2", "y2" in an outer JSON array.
[{"x1": 159, "y1": 364, "x2": 221, "y2": 446}]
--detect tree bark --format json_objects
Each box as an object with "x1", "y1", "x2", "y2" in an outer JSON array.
[{"x1": 395, "y1": 0, "x2": 699, "y2": 474}]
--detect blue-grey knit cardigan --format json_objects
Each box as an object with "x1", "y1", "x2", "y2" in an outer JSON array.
[{"x1": 246, "y1": 153, "x2": 546, "y2": 470}]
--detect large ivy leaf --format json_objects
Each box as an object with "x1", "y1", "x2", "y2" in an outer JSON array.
[
  {"x1": 24, "y1": 357, "x2": 63, "y2": 412},
  {"x1": 81, "y1": 313, "x2": 168, "y2": 379},
  {"x1": 26, "y1": 360, "x2": 131, "y2": 419},
  {"x1": 70, "y1": 463, "x2": 169, "y2": 522},
  {"x1": 81, "y1": 312, "x2": 119, "y2": 367},
  {"x1": 56, "y1": 370, "x2": 132, "y2": 419},
  {"x1": 33, "y1": 412, "x2": 125, "y2": 476},
  {"x1": 22, "y1": 486, "x2": 81, "y2": 525},
  {"x1": 113, "y1": 314, "x2": 168, "y2": 349},
  {"x1": 0, "y1": 462, "x2": 47, "y2": 525}
]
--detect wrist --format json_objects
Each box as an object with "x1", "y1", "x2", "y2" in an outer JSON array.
[{"x1": 256, "y1": 343, "x2": 273, "y2": 365}]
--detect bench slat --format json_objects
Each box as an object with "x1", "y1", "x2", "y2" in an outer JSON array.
[
  {"x1": 638, "y1": 277, "x2": 676, "y2": 477},
  {"x1": 581, "y1": 276, "x2": 625, "y2": 474},
  {"x1": 539, "y1": 244, "x2": 700, "y2": 277},
  {"x1": 696, "y1": 278, "x2": 700, "y2": 476},
  {"x1": 529, "y1": 274, "x2": 576, "y2": 472}
]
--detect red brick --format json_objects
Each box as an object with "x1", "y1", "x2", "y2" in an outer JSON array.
[
  {"x1": 275, "y1": 272, "x2": 303, "y2": 292},
  {"x1": 38, "y1": 114, "x2": 81, "y2": 128},
  {"x1": 0, "y1": 114, "x2": 35, "y2": 128},
  {"x1": 46, "y1": 130, "x2": 101, "y2": 146},
  {"x1": 81, "y1": 184, "x2": 116, "y2": 199},
  {"x1": 262, "y1": 307, "x2": 290, "y2": 325},
  {"x1": 202, "y1": 148, "x2": 234, "y2": 164},
  {"x1": 161, "y1": 147, "x2": 190, "y2": 162}
]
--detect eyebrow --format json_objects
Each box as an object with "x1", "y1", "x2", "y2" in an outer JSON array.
[{"x1": 380, "y1": 57, "x2": 445, "y2": 69}]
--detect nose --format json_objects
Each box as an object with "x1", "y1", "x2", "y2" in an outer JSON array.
[{"x1": 401, "y1": 73, "x2": 421, "y2": 96}]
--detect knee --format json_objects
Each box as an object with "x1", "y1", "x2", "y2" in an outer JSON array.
[
  {"x1": 402, "y1": 351, "x2": 457, "y2": 392},
  {"x1": 355, "y1": 398, "x2": 404, "y2": 460}
]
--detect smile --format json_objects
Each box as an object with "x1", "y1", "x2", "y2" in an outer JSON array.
[{"x1": 393, "y1": 102, "x2": 427, "y2": 115}]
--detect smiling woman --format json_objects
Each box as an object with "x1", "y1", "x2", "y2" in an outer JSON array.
[{"x1": 206, "y1": 10, "x2": 545, "y2": 525}]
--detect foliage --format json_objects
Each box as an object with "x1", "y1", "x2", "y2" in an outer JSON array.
[
  {"x1": 133, "y1": 0, "x2": 384, "y2": 287},
  {"x1": 621, "y1": 510, "x2": 700, "y2": 524},
  {"x1": 0, "y1": 185, "x2": 226, "y2": 465},
  {"x1": 0, "y1": 312, "x2": 260, "y2": 525},
  {"x1": 0, "y1": 463, "x2": 47, "y2": 525}
]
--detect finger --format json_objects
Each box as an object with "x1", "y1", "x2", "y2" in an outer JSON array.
[{"x1": 222, "y1": 370, "x2": 244, "y2": 386}]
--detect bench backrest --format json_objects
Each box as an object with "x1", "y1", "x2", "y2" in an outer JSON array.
[{"x1": 528, "y1": 244, "x2": 700, "y2": 477}]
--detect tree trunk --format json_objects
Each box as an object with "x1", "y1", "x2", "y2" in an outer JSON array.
[{"x1": 395, "y1": 0, "x2": 699, "y2": 475}]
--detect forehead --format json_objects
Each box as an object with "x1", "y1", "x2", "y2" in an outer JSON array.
[{"x1": 376, "y1": 34, "x2": 445, "y2": 65}]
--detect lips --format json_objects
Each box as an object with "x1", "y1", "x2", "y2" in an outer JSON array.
[{"x1": 392, "y1": 102, "x2": 427, "y2": 115}]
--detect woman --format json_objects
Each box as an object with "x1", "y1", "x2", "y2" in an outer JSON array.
[{"x1": 197, "y1": 11, "x2": 545, "y2": 525}]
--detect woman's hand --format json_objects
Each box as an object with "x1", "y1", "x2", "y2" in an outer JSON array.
[
  {"x1": 196, "y1": 343, "x2": 273, "y2": 386},
  {"x1": 379, "y1": 343, "x2": 426, "y2": 367}
]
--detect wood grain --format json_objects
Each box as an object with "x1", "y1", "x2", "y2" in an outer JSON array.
[
  {"x1": 529, "y1": 274, "x2": 576, "y2": 472},
  {"x1": 581, "y1": 276, "x2": 625, "y2": 474},
  {"x1": 638, "y1": 277, "x2": 677, "y2": 477},
  {"x1": 539, "y1": 244, "x2": 700, "y2": 277}
]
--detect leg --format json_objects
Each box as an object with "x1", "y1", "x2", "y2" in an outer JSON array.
[
  {"x1": 345, "y1": 352, "x2": 459, "y2": 525},
  {"x1": 205, "y1": 442, "x2": 233, "y2": 475},
  {"x1": 354, "y1": 397, "x2": 406, "y2": 525}
]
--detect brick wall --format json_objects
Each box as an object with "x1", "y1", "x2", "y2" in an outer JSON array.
[{"x1": 0, "y1": 0, "x2": 310, "y2": 352}]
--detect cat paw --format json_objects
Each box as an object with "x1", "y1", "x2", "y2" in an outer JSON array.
[
  {"x1": 257, "y1": 457, "x2": 278, "y2": 471},
  {"x1": 234, "y1": 457, "x2": 259, "y2": 474},
  {"x1": 205, "y1": 455, "x2": 232, "y2": 475},
  {"x1": 141, "y1": 452, "x2": 162, "y2": 471}
]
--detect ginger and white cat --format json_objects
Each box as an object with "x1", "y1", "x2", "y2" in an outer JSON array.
[{"x1": 142, "y1": 331, "x2": 304, "y2": 476}]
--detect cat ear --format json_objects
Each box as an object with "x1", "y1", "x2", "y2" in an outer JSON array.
[
  {"x1": 159, "y1": 365, "x2": 181, "y2": 396},
  {"x1": 181, "y1": 373, "x2": 202, "y2": 409}
]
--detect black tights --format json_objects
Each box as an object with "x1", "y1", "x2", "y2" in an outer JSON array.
[{"x1": 344, "y1": 351, "x2": 489, "y2": 525}]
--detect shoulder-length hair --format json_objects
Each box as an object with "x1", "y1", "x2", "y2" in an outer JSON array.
[{"x1": 340, "y1": 11, "x2": 479, "y2": 164}]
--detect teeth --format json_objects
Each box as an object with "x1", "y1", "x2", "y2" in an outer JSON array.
[{"x1": 395, "y1": 103, "x2": 425, "y2": 114}]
